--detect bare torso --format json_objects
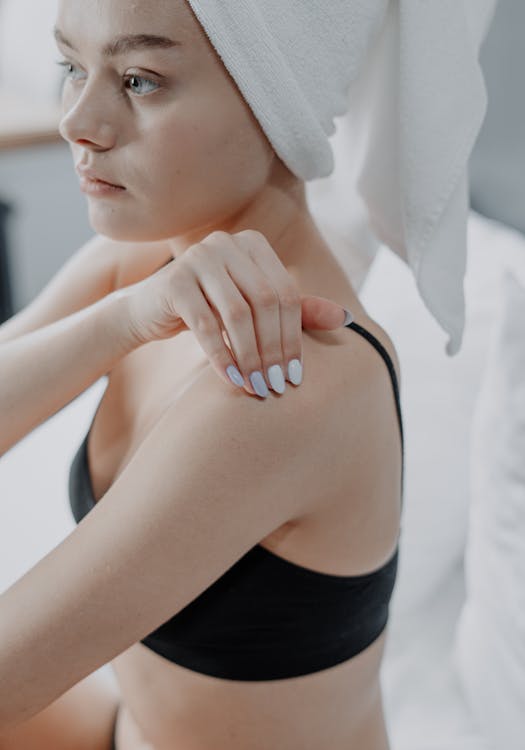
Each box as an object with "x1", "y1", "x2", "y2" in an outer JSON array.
[{"x1": 86, "y1": 243, "x2": 402, "y2": 750}]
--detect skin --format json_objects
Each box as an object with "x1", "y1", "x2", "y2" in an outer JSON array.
[{"x1": 16, "y1": 1, "x2": 402, "y2": 748}]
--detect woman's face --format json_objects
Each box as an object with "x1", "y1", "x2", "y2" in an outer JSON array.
[{"x1": 54, "y1": 0, "x2": 284, "y2": 244}]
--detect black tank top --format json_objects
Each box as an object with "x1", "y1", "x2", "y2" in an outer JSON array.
[{"x1": 68, "y1": 285, "x2": 404, "y2": 681}]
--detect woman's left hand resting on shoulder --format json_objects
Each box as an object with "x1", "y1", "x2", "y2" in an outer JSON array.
[
  {"x1": 120, "y1": 228, "x2": 351, "y2": 397},
  {"x1": 0, "y1": 229, "x2": 350, "y2": 455}
]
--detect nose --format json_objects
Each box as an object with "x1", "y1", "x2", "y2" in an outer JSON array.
[{"x1": 59, "y1": 78, "x2": 117, "y2": 150}]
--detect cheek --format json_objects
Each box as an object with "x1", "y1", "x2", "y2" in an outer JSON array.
[
  {"x1": 85, "y1": 102, "x2": 274, "y2": 243},
  {"x1": 140, "y1": 108, "x2": 272, "y2": 213}
]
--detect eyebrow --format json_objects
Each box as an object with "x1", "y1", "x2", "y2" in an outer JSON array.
[{"x1": 53, "y1": 27, "x2": 182, "y2": 57}]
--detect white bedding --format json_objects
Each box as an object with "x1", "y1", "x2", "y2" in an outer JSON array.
[
  {"x1": 362, "y1": 211, "x2": 525, "y2": 749},
  {"x1": 1, "y1": 209, "x2": 523, "y2": 748}
]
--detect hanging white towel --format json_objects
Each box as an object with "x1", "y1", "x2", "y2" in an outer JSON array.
[{"x1": 186, "y1": 0, "x2": 499, "y2": 355}]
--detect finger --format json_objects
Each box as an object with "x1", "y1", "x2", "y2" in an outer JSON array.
[
  {"x1": 232, "y1": 230, "x2": 303, "y2": 388},
  {"x1": 171, "y1": 269, "x2": 250, "y2": 392},
  {"x1": 301, "y1": 296, "x2": 353, "y2": 329},
  {"x1": 197, "y1": 264, "x2": 271, "y2": 397},
  {"x1": 219, "y1": 260, "x2": 283, "y2": 395}
]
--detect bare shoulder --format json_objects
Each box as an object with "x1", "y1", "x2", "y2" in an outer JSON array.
[
  {"x1": 170, "y1": 315, "x2": 402, "y2": 523},
  {"x1": 343, "y1": 314, "x2": 401, "y2": 391},
  {"x1": 301, "y1": 312, "x2": 401, "y2": 415},
  {"x1": 297, "y1": 315, "x2": 403, "y2": 520},
  {"x1": 321, "y1": 313, "x2": 402, "y2": 453}
]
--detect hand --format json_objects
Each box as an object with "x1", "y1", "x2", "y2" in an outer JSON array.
[{"x1": 118, "y1": 229, "x2": 352, "y2": 397}]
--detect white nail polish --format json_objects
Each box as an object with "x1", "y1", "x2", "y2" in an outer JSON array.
[
  {"x1": 226, "y1": 365, "x2": 244, "y2": 387},
  {"x1": 250, "y1": 371, "x2": 269, "y2": 398},
  {"x1": 287, "y1": 359, "x2": 303, "y2": 386},
  {"x1": 343, "y1": 308, "x2": 354, "y2": 326},
  {"x1": 268, "y1": 364, "x2": 285, "y2": 394}
]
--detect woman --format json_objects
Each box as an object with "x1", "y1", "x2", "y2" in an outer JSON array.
[{"x1": 0, "y1": 1, "x2": 403, "y2": 748}]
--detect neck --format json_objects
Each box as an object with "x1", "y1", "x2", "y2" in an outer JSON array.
[{"x1": 167, "y1": 173, "x2": 365, "y2": 318}]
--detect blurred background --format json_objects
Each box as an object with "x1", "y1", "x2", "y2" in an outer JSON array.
[
  {"x1": 0, "y1": 0, "x2": 93, "y2": 321},
  {"x1": 0, "y1": 2, "x2": 524, "y2": 749}
]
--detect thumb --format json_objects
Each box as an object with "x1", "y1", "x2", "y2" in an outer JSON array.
[{"x1": 300, "y1": 295, "x2": 353, "y2": 330}]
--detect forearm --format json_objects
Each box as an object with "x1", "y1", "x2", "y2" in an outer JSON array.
[{"x1": 0, "y1": 292, "x2": 139, "y2": 457}]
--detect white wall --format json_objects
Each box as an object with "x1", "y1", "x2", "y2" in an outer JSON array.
[{"x1": 0, "y1": 0, "x2": 61, "y2": 104}]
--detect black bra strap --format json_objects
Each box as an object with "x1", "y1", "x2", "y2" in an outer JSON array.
[
  {"x1": 345, "y1": 321, "x2": 403, "y2": 445},
  {"x1": 345, "y1": 320, "x2": 405, "y2": 501}
]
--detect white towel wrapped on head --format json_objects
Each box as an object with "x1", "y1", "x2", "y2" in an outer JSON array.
[{"x1": 186, "y1": 0, "x2": 499, "y2": 356}]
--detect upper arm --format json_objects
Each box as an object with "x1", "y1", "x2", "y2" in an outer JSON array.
[
  {"x1": 0, "y1": 234, "x2": 118, "y2": 344},
  {"x1": 0, "y1": 355, "x2": 343, "y2": 728}
]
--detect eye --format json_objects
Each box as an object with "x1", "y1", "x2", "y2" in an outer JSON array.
[
  {"x1": 55, "y1": 59, "x2": 85, "y2": 81},
  {"x1": 54, "y1": 59, "x2": 160, "y2": 97},
  {"x1": 123, "y1": 74, "x2": 160, "y2": 96}
]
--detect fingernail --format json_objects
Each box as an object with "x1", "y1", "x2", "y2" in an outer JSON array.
[
  {"x1": 287, "y1": 359, "x2": 303, "y2": 386},
  {"x1": 249, "y1": 370, "x2": 269, "y2": 398},
  {"x1": 227, "y1": 364, "x2": 244, "y2": 388},
  {"x1": 267, "y1": 364, "x2": 286, "y2": 394},
  {"x1": 342, "y1": 307, "x2": 354, "y2": 326}
]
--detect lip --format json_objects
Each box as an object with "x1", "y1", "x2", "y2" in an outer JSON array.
[
  {"x1": 76, "y1": 165, "x2": 124, "y2": 188},
  {"x1": 79, "y1": 176, "x2": 126, "y2": 196}
]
